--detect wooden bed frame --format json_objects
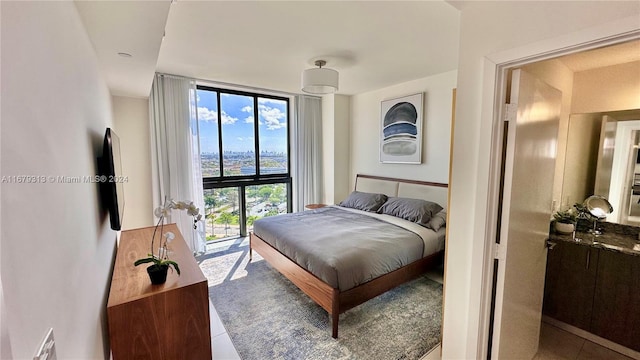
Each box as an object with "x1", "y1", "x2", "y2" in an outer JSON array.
[{"x1": 249, "y1": 174, "x2": 448, "y2": 338}]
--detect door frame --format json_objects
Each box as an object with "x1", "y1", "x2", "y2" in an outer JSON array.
[{"x1": 473, "y1": 19, "x2": 640, "y2": 359}]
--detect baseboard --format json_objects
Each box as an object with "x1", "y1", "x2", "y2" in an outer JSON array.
[
  {"x1": 542, "y1": 316, "x2": 640, "y2": 360},
  {"x1": 420, "y1": 343, "x2": 441, "y2": 360}
]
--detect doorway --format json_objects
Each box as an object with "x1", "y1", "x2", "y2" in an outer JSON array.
[{"x1": 481, "y1": 35, "x2": 640, "y2": 359}]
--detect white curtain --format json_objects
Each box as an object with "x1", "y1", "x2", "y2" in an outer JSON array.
[
  {"x1": 149, "y1": 74, "x2": 206, "y2": 255},
  {"x1": 293, "y1": 95, "x2": 323, "y2": 212}
]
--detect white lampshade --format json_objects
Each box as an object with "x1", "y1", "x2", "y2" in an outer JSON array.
[{"x1": 301, "y1": 60, "x2": 339, "y2": 94}]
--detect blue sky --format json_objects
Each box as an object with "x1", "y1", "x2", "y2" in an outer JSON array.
[{"x1": 196, "y1": 89, "x2": 288, "y2": 154}]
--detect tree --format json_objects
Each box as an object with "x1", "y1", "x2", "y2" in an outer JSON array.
[
  {"x1": 227, "y1": 190, "x2": 238, "y2": 212},
  {"x1": 206, "y1": 212, "x2": 216, "y2": 238},
  {"x1": 246, "y1": 186, "x2": 260, "y2": 201},
  {"x1": 204, "y1": 194, "x2": 217, "y2": 237},
  {"x1": 204, "y1": 193, "x2": 217, "y2": 209},
  {"x1": 258, "y1": 186, "x2": 272, "y2": 201},
  {"x1": 216, "y1": 212, "x2": 234, "y2": 236},
  {"x1": 266, "y1": 209, "x2": 279, "y2": 217},
  {"x1": 247, "y1": 215, "x2": 259, "y2": 227}
]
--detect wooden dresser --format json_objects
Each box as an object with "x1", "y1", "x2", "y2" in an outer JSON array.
[{"x1": 107, "y1": 224, "x2": 211, "y2": 359}]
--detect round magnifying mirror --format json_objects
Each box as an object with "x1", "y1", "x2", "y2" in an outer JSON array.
[
  {"x1": 584, "y1": 195, "x2": 613, "y2": 219},
  {"x1": 584, "y1": 195, "x2": 613, "y2": 235}
]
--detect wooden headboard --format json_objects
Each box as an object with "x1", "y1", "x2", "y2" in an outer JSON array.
[{"x1": 354, "y1": 174, "x2": 449, "y2": 209}]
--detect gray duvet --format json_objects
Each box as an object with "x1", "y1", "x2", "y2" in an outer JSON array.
[{"x1": 252, "y1": 206, "x2": 424, "y2": 291}]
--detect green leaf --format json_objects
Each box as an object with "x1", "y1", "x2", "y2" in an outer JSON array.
[
  {"x1": 134, "y1": 258, "x2": 157, "y2": 267},
  {"x1": 164, "y1": 260, "x2": 181, "y2": 276}
]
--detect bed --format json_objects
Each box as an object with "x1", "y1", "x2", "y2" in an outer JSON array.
[{"x1": 249, "y1": 174, "x2": 448, "y2": 338}]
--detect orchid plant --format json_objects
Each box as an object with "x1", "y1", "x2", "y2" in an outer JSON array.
[{"x1": 134, "y1": 199, "x2": 202, "y2": 276}]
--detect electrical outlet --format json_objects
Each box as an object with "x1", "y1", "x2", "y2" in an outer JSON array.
[{"x1": 33, "y1": 328, "x2": 56, "y2": 360}]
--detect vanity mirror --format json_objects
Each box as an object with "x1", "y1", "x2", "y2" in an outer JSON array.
[
  {"x1": 561, "y1": 108, "x2": 640, "y2": 226},
  {"x1": 584, "y1": 195, "x2": 613, "y2": 234}
]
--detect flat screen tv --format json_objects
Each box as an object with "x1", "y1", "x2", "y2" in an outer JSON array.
[{"x1": 98, "y1": 128, "x2": 124, "y2": 230}]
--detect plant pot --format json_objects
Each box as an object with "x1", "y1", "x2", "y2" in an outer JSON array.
[
  {"x1": 555, "y1": 221, "x2": 575, "y2": 234},
  {"x1": 147, "y1": 264, "x2": 169, "y2": 285}
]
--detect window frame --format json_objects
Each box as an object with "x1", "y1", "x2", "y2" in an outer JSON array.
[
  {"x1": 197, "y1": 85, "x2": 291, "y2": 183},
  {"x1": 196, "y1": 85, "x2": 293, "y2": 238}
]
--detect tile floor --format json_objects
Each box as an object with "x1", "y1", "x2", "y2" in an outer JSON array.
[
  {"x1": 206, "y1": 239, "x2": 242, "y2": 360},
  {"x1": 209, "y1": 299, "x2": 241, "y2": 360},
  {"x1": 534, "y1": 322, "x2": 635, "y2": 360}
]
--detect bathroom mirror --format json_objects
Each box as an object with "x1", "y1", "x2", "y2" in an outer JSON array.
[{"x1": 561, "y1": 109, "x2": 640, "y2": 225}]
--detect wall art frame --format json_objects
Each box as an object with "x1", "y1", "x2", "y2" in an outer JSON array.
[{"x1": 380, "y1": 92, "x2": 424, "y2": 164}]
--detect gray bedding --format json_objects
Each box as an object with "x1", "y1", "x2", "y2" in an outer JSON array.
[{"x1": 252, "y1": 206, "x2": 425, "y2": 291}]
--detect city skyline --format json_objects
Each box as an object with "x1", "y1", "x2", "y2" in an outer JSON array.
[{"x1": 196, "y1": 89, "x2": 288, "y2": 154}]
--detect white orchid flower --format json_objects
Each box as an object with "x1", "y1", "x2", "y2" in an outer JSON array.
[
  {"x1": 164, "y1": 231, "x2": 175, "y2": 243},
  {"x1": 168, "y1": 200, "x2": 178, "y2": 209},
  {"x1": 154, "y1": 206, "x2": 169, "y2": 218},
  {"x1": 187, "y1": 203, "x2": 199, "y2": 216}
]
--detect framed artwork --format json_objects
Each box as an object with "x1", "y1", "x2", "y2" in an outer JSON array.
[{"x1": 380, "y1": 92, "x2": 423, "y2": 164}]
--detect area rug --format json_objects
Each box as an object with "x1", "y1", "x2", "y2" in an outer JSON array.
[{"x1": 199, "y1": 239, "x2": 442, "y2": 360}]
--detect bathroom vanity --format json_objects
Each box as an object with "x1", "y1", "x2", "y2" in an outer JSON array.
[{"x1": 544, "y1": 221, "x2": 640, "y2": 351}]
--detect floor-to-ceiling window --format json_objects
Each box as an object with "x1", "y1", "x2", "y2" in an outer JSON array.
[{"x1": 197, "y1": 86, "x2": 291, "y2": 241}]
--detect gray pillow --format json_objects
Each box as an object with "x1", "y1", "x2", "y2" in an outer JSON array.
[
  {"x1": 378, "y1": 197, "x2": 443, "y2": 227},
  {"x1": 428, "y1": 209, "x2": 447, "y2": 231},
  {"x1": 339, "y1": 191, "x2": 388, "y2": 212}
]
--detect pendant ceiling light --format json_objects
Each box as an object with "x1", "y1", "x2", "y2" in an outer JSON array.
[{"x1": 301, "y1": 60, "x2": 339, "y2": 94}]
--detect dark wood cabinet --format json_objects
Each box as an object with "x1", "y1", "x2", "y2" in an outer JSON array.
[
  {"x1": 543, "y1": 241, "x2": 599, "y2": 330},
  {"x1": 591, "y1": 249, "x2": 640, "y2": 351},
  {"x1": 544, "y1": 240, "x2": 640, "y2": 352}
]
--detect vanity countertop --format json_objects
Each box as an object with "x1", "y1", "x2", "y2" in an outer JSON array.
[{"x1": 549, "y1": 220, "x2": 640, "y2": 256}]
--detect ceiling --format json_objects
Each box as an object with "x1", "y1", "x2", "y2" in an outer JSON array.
[
  {"x1": 75, "y1": 1, "x2": 460, "y2": 98},
  {"x1": 75, "y1": 1, "x2": 171, "y2": 98},
  {"x1": 74, "y1": 1, "x2": 639, "y2": 99},
  {"x1": 558, "y1": 39, "x2": 640, "y2": 72}
]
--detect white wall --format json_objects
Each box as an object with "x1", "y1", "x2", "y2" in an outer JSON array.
[
  {"x1": 572, "y1": 60, "x2": 640, "y2": 114},
  {"x1": 349, "y1": 70, "x2": 456, "y2": 186},
  {"x1": 334, "y1": 95, "x2": 351, "y2": 201},
  {"x1": 322, "y1": 95, "x2": 336, "y2": 203},
  {"x1": 446, "y1": 2, "x2": 640, "y2": 358},
  {"x1": 1, "y1": 2, "x2": 116, "y2": 358},
  {"x1": 322, "y1": 94, "x2": 351, "y2": 204},
  {"x1": 112, "y1": 96, "x2": 153, "y2": 230},
  {"x1": 0, "y1": 279, "x2": 12, "y2": 359}
]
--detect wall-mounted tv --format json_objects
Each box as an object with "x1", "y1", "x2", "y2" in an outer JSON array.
[{"x1": 98, "y1": 128, "x2": 124, "y2": 230}]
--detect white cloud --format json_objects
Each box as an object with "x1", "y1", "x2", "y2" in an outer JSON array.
[
  {"x1": 237, "y1": 137, "x2": 244, "y2": 141},
  {"x1": 241, "y1": 106, "x2": 253, "y2": 113},
  {"x1": 258, "y1": 104, "x2": 287, "y2": 130},
  {"x1": 245, "y1": 116, "x2": 261, "y2": 124},
  {"x1": 258, "y1": 98, "x2": 286, "y2": 106},
  {"x1": 221, "y1": 111, "x2": 238, "y2": 125},
  {"x1": 197, "y1": 107, "x2": 238, "y2": 125},
  {"x1": 198, "y1": 107, "x2": 217, "y2": 122}
]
